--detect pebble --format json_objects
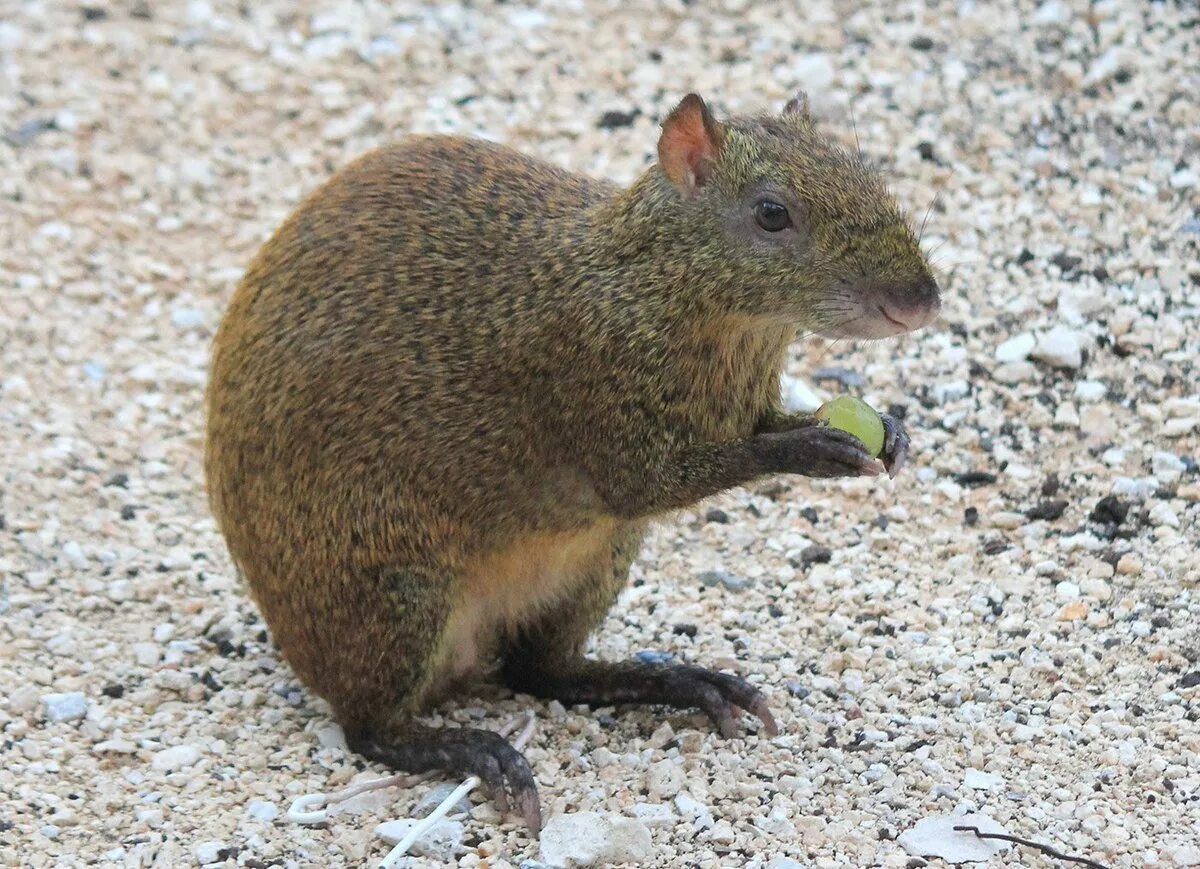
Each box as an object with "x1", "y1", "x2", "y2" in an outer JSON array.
[
  {"x1": 42, "y1": 692, "x2": 88, "y2": 723},
  {"x1": 1031, "y1": 325, "x2": 1083, "y2": 369},
  {"x1": 1148, "y1": 502, "x2": 1180, "y2": 528},
  {"x1": 698, "y1": 569, "x2": 751, "y2": 591},
  {"x1": 376, "y1": 818, "x2": 465, "y2": 861},
  {"x1": 414, "y1": 782, "x2": 473, "y2": 818},
  {"x1": 9, "y1": 685, "x2": 42, "y2": 715},
  {"x1": 539, "y1": 812, "x2": 653, "y2": 867},
  {"x1": 246, "y1": 799, "x2": 278, "y2": 822},
  {"x1": 898, "y1": 814, "x2": 1013, "y2": 862},
  {"x1": 1152, "y1": 451, "x2": 1186, "y2": 483},
  {"x1": 963, "y1": 769, "x2": 1004, "y2": 790},
  {"x1": 1055, "y1": 581, "x2": 1081, "y2": 600},
  {"x1": 626, "y1": 803, "x2": 676, "y2": 828},
  {"x1": 1073, "y1": 380, "x2": 1107, "y2": 402},
  {"x1": 193, "y1": 841, "x2": 228, "y2": 865},
  {"x1": 994, "y1": 332, "x2": 1035, "y2": 362},
  {"x1": 151, "y1": 744, "x2": 202, "y2": 772}
]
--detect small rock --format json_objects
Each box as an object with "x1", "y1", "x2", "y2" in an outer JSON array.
[
  {"x1": 1148, "y1": 501, "x2": 1179, "y2": 528},
  {"x1": 646, "y1": 759, "x2": 684, "y2": 800},
  {"x1": 152, "y1": 744, "x2": 202, "y2": 772},
  {"x1": 990, "y1": 511, "x2": 1024, "y2": 530},
  {"x1": 376, "y1": 818, "x2": 465, "y2": 861},
  {"x1": 414, "y1": 782, "x2": 472, "y2": 818},
  {"x1": 934, "y1": 380, "x2": 970, "y2": 404},
  {"x1": 1152, "y1": 451, "x2": 1186, "y2": 484},
  {"x1": 1057, "y1": 601, "x2": 1090, "y2": 621},
  {"x1": 1055, "y1": 581, "x2": 1081, "y2": 600},
  {"x1": 697, "y1": 569, "x2": 750, "y2": 591},
  {"x1": 247, "y1": 800, "x2": 278, "y2": 822},
  {"x1": 898, "y1": 814, "x2": 1013, "y2": 863},
  {"x1": 9, "y1": 685, "x2": 42, "y2": 715},
  {"x1": 626, "y1": 803, "x2": 676, "y2": 828},
  {"x1": 780, "y1": 374, "x2": 824, "y2": 413},
  {"x1": 766, "y1": 860, "x2": 805, "y2": 869},
  {"x1": 171, "y1": 307, "x2": 206, "y2": 329},
  {"x1": 994, "y1": 332, "x2": 1035, "y2": 363},
  {"x1": 1074, "y1": 380, "x2": 1106, "y2": 403},
  {"x1": 193, "y1": 841, "x2": 228, "y2": 865},
  {"x1": 1031, "y1": 325, "x2": 1083, "y2": 369},
  {"x1": 539, "y1": 812, "x2": 653, "y2": 867},
  {"x1": 1166, "y1": 842, "x2": 1200, "y2": 866},
  {"x1": 963, "y1": 769, "x2": 1004, "y2": 790},
  {"x1": 43, "y1": 692, "x2": 88, "y2": 723}
]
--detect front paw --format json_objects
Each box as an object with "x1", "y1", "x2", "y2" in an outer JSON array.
[
  {"x1": 757, "y1": 425, "x2": 881, "y2": 479},
  {"x1": 879, "y1": 413, "x2": 910, "y2": 478}
]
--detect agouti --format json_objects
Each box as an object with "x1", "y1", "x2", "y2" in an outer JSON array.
[{"x1": 205, "y1": 92, "x2": 940, "y2": 831}]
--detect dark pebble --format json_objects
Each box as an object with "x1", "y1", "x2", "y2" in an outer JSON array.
[
  {"x1": 4, "y1": 117, "x2": 56, "y2": 147},
  {"x1": 120, "y1": 505, "x2": 137, "y2": 521},
  {"x1": 785, "y1": 681, "x2": 810, "y2": 698},
  {"x1": 909, "y1": 35, "x2": 934, "y2": 50},
  {"x1": 704, "y1": 508, "x2": 730, "y2": 524},
  {"x1": 1090, "y1": 495, "x2": 1129, "y2": 526},
  {"x1": 105, "y1": 472, "x2": 129, "y2": 488},
  {"x1": 1050, "y1": 252, "x2": 1082, "y2": 274},
  {"x1": 964, "y1": 507, "x2": 979, "y2": 526},
  {"x1": 955, "y1": 471, "x2": 998, "y2": 487},
  {"x1": 982, "y1": 538, "x2": 1009, "y2": 555},
  {"x1": 1016, "y1": 247, "x2": 1035, "y2": 265},
  {"x1": 800, "y1": 506, "x2": 819, "y2": 524},
  {"x1": 672, "y1": 623, "x2": 698, "y2": 638},
  {"x1": 916, "y1": 141, "x2": 936, "y2": 162},
  {"x1": 101, "y1": 683, "x2": 124, "y2": 698},
  {"x1": 1179, "y1": 671, "x2": 1200, "y2": 689},
  {"x1": 1025, "y1": 500, "x2": 1068, "y2": 521},
  {"x1": 597, "y1": 108, "x2": 639, "y2": 129},
  {"x1": 796, "y1": 544, "x2": 832, "y2": 568}
]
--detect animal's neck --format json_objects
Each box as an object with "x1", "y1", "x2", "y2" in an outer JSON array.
[{"x1": 669, "y1": 314, "x2": 795, "y2": 442}]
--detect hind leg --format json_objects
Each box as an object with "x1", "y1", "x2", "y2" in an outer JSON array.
[
  {"x1": 317, "y1": 566, "x2": 541, "y2": 831},
  {"x1": 499, "y1": 528, "x2": 777, "y2": 737}
]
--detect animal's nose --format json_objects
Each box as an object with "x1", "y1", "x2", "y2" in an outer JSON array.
[{"x1": 879, "y1": 279, "x2": 940, "y2": 332}]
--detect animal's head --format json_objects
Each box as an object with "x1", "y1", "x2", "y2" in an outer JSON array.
[{"x1": 650, "y1": 93, "x2": 940, "y2": 339}]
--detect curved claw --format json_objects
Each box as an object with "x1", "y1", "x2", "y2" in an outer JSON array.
[{"x1": 879, "y1": 413, "x2": 910, "y2": 478}]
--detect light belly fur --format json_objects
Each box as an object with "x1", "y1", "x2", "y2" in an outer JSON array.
[{"x1": 439, "y1": 519, "x2": 619, "y2": 680}]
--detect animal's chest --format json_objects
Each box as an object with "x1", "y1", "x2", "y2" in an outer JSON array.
[{"x1": 440, "y1": 520, "x2": 620, "y2": 679}]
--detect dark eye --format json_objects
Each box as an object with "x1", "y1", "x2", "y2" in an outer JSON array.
[{"x1": 754, "y1": 199, "x2": 791, "y2": 232}]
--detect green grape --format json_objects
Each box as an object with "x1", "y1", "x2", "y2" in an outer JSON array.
[{"x1": 815, "y1": 395, "x2": 885, "y2": 458}]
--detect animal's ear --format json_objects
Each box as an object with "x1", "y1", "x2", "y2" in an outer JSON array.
[
  {"x1": 657, "y1": 93, "x2": 726, "y2": 198},
  {"x1": 783, "y1": 90, "x2": 811, "y2": 119}
]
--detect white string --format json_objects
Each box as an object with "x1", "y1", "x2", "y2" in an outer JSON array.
[{"x1": 378, "y1": 712, "x2": 537, "y2": 868}]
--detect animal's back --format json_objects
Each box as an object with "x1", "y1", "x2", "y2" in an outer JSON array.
[{"x1": 206, "y1": 137, "x2": 616, "y2": 573}]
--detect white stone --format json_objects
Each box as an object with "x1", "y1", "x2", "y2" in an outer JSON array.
[
  {"x1": 780, "y1": 374, "x2": 824, "y2": 413},
  {"x1": 963, "y1": 769, "x2": 1004, "y2": 791},
  {"x1": 1031, "y1": 325, "x2": 1083, "y2": 369},
  {"x1": 9, "y1": 685, "x2": 42, "y2": 715},
  {"x1": 626, "y1": 803, "x2": 676, "y2": 828},
  {"x1": 152, "y1": 744, "x2": 202, "y2": 772},
  {"x1": 133, "y1": 643, "x2": 161, "y2": 667},
  {"x1": 898, "y1": 814, "x2": 1013, "y2": 863},
  {"x1": 646, "y1": 759, "x2": 684, "y2": 799},
  {"x1": 539, "y1": 812, "x2": 653, "y2": 867},
  {"x1": 43, "y1": 692, "x2": 88, "y2": 723},
  {"x1": 1148, "y1": 501, "x2": 1179, "y2": 528},
  {"x1": 1112, "y1": 477, "x2": 1157, "y2": 500},
  {"x1": 413, "y1": 782, "x2": 472, "y2": 818},
  {"x1": 247, "y1": 800, "x2": 278, "y2": 822},
  {"x1": 1055, "y1": 581, "x2": 1081, "y2": 600},
  {"x1": 1074, "y1": 380, "x2": 1106, "y2": 403},
  {"x1": 794, "y1": 53, "x2": 836, "y2": 90},
  {"x1": 934, "y1": 380, "x2": 970, "y2": 404},
  {"x1": 1152, "y1": 452, "x2": 1186, "y2": 484},
  {"x1": 172, "y1": 308, "x2": 206, "y2": 329},
  {"x1": 1166, "y1": 842, "x2": 1200, "y2": 866},
  {"x1": 193, "y1": 841, "x2": 227, "y2": 865},
  {"x1": 375, "y1": 818, "x2": 464, "y2": 861},
  {"x1": 994, "y1": 332, "x2": 1035, "y2": 363}
]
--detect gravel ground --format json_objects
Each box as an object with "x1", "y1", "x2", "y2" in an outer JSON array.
[{"x1": 2, "y1": 1, "x2": 1198, "y2": 867}]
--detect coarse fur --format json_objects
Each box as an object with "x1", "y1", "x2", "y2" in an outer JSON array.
[{"x1": 205, "y1": 94, "x2": 940, "y2": 826}]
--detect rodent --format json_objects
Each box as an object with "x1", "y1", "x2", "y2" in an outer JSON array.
[{"x1": 205, "y1": 92, "x2": 940, "y2": 831}]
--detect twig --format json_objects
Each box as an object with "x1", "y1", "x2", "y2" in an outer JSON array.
[{"x1": 953, "y1": 825, "x2": 1113, "y2": 869}]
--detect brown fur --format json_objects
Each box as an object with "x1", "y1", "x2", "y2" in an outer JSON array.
[{"x1": 205, "y1": 95, "x2": 938, "y2": 744}]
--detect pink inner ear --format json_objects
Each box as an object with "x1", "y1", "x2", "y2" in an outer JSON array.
[{"x1": 660, "y1": 105, "x2": 717, "y2": 191}]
